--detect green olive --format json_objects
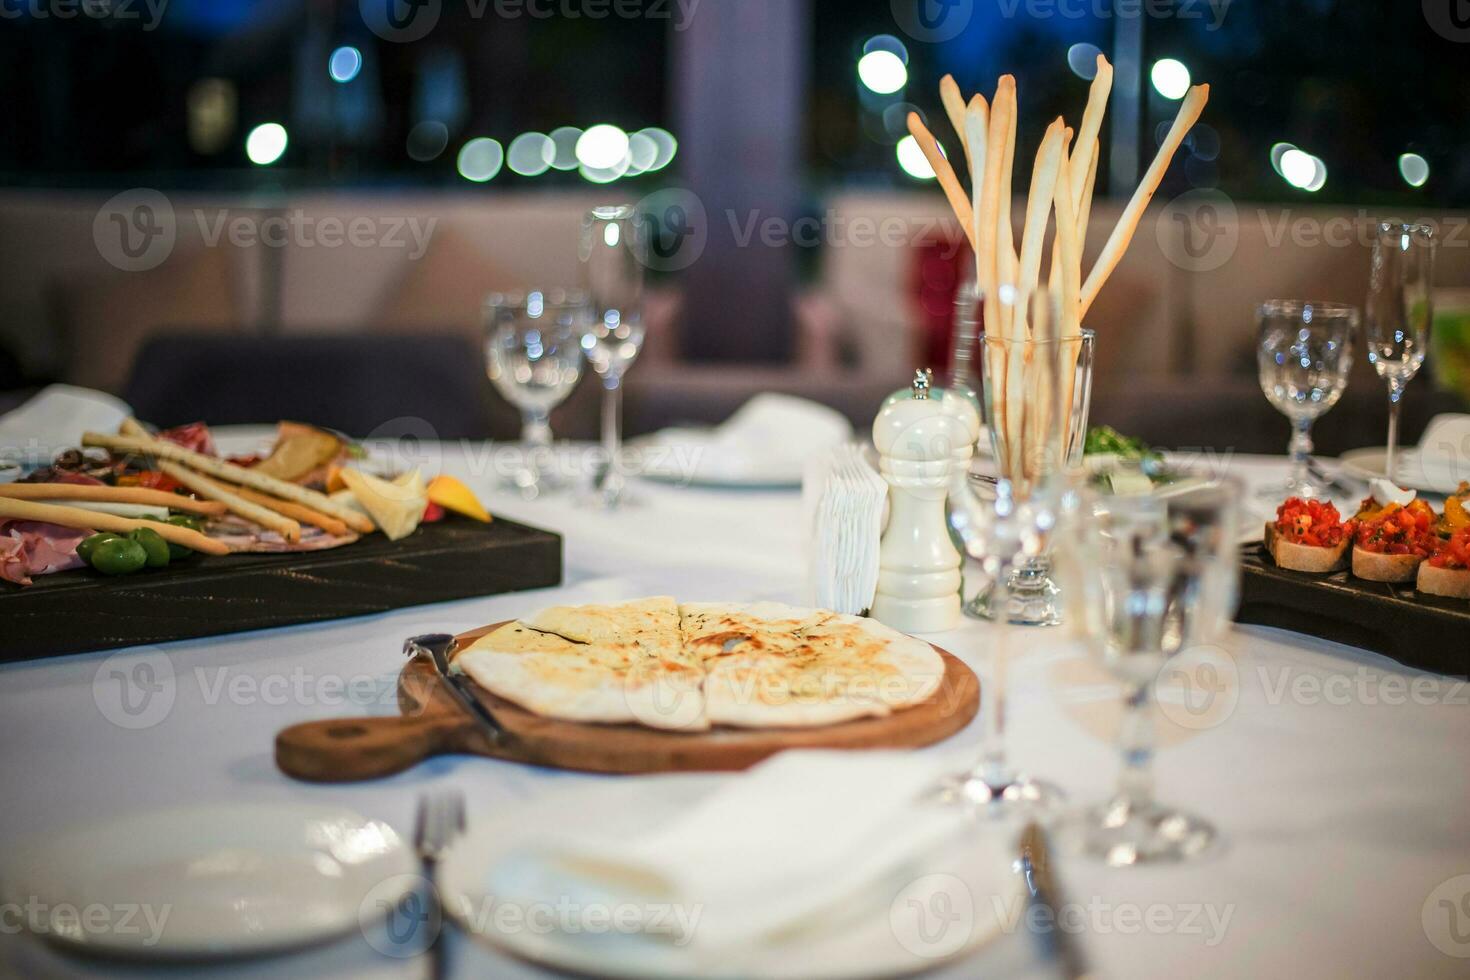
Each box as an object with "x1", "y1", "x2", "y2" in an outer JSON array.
[
  {"x1": 76, "y1": 533, "x2": 122, "y2": 563},
  {"x1": 128, "y1": 527, "x2": 171, "y2": 568},
  {"x1": 164, "y1": 514, "x2": 203, "y2": 558},
  {"x1": 88, "y1": 537, "x2": 149, "y2": 576}
]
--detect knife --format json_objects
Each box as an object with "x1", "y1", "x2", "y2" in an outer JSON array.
[
  {"x1": 404, "y1": 633, "x2": 508, "y2": 748},
  {"x1": 1019, "y1": 822, "x2": 1090, "y2": 980}
]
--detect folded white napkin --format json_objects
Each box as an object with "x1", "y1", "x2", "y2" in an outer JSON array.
[
  {"x1": 647, "y1": 393, "x2": 852, "y2": 484},
  {"x1": 0, "y1": 385, "x2": 132, "y2": 468},
  {"x1": 485, "y1": 750, "x2": 962, "y2": 955},
  {"x1": 1418, "y1": 414, "x2": 1470, "y2": 490},
  {"x1": 803, "y1": 445, "x2": 887, "y2": 614}
]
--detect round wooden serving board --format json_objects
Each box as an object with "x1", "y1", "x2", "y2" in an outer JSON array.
[{"x1": 275, "y1": 622, "x2": 980, "y2": 781}]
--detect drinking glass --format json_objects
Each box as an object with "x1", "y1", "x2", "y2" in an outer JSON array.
[
  {"x1": 930, "y1": 474, "x2": 1070, "y2": 815},
  {"x1": 485, "y1": 291, "x2": 587, "y2": 497},
  {"x1": 1053, "y1": 478, "x2": 1243, "y2": 866},
  {"x1": 974, "y1": 286, "x2": 1095, "y2": 625},
  {"x1": 1255, "y1": 300, "x2": 1356, "y2": 501},
  {"x1": 580, "y1": 205, "x2": 647, "y2": 509},
  {"x1": 1366, "y1": 223, "x2": 1437, "y2": 484}
]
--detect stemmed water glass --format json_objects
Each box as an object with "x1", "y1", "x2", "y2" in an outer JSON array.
[
  {"x1": 1366, "y1": 222, "x2": 1437, "y2": 484},
  {"x1": 930, "y1": 473, "x2": 1070, "y2": 815},
  {"x1": 485, "y1": 291, "x2": 587, "y2": 498},
  {"x1": 580, "y1": 205, "x2": 647, "y2": 509},
  {"x1": 1255, "y1": 300, "x2": 1357, "y2": 501},
  {"x1": 1053, "y1": 478, "x2": 1243, "y2": 866}
]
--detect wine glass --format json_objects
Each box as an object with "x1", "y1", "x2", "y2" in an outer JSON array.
[
  {"x1": 579, "y1": 205, "x2": 647, "y2": 509},
  {"x1": 1255, "y1": 300, "x2": 1356, "y2": 501},
  {"x1": 930, "y1": 473, "x2": 1070, "y2": 815},
  {"x1": 485, "y1": 291, "x2": 587, "y2": 498},
  {"x1": 1366, "y1": 222, "x2": 1437, "y2": 485},
  {"x1": 1053, "y1": 478, "x2": 1243, "y2": 866}
]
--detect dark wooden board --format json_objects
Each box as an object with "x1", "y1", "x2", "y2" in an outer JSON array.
[
  {"x1": 275, "y1": 622, "x2": 981, "y2": 780},
  {"x1": 1237, "y1": 544, "x2": 1470, "y2": 677},
  {"x1": 0, "y1": 520, "x2": 561, "y2": 663}
]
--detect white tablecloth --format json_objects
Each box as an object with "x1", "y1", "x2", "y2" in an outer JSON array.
[{"x1": 2, "y1": 449, "x2": 1467, "y2": 979}]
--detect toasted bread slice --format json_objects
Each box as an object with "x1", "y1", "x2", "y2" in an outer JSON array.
[
  {"x1": 1417, "y1": 563, "x2": 1470, "y2": 600},
  {"x1": 1351, "y1": 547, "x2": 1424, "y2": 583},
  {"x1": 1265, "y1": 523, "x2": 1350, "y2": 573}
]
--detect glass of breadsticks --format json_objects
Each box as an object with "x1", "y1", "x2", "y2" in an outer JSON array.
[{"x1": 909, "y1": 55, "x2": 1208, "y2": 622}]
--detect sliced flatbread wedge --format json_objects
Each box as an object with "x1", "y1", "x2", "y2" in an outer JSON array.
[
  {"x1": 525, "y1": 596, "x2": 681, "y2": 645},
  {"x1": 454, "y1": 619, "x2": 708, "y2": 732},
  {"x1": 702, "y1": 614, "x2": 945, "y2": 729},
  {"x1": 679, "y1": 601, "x2": 835, "y2": 660}
]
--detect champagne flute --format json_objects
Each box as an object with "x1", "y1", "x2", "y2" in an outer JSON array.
[
  {"x1": 1255, "y1": 300, "x2": 1356, "y2": 501},
  {"x1": 1053, "y1": 479, "x2": 1243, "y2": 866},
  {"x1": 580, "y1": 205, "x2": 647, "y2": 509},
  {"x1": 485, "y1": 291, "x2": 587, "y2": 497},
  {"x1": 1366, "y1": 222, "x2": 1437, "y2": 484}
]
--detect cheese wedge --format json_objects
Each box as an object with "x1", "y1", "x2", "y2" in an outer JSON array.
[{"x1": 337, "y1": 468, "x2": 427, "y2": 541}]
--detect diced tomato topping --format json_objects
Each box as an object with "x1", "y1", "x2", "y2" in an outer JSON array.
[
  {"x1": 422, "y1": 501, "x2": 445, "y2": 523},
  {"x1": 1275, "y1": 497, "x2": 1349, "y2": 548},
  {"x1": 1430, "y1": 528, "x2": 1470, "y2": 570},
  {"x1": 1354, "y1": 500, "x2": 1439, "y2": 557}
]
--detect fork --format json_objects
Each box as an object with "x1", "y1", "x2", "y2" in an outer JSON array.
[{"x1": 415, "y1": 790, "x2": 466, "y2": 980}]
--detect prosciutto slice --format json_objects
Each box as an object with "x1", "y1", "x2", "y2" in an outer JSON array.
[{"x1": 0, "y1": 521, "x2": 90, "y2": 586}]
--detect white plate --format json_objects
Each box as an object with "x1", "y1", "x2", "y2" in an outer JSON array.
[
  {"x1": 437, "y1": 777, "x2": 1018, "y2": 980},
  {"x1": 1338, "y1": 447, "x2": 1464, "y2": 495},
  {"x1": 4, "y1": 803, "x2": 415, "y2": 959}
]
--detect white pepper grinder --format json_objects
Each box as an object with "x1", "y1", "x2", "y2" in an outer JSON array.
[{"x1": 870, "y1": 370, "x2": 970, "y2": 633}]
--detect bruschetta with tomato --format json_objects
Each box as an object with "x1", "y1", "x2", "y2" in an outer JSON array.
[
  {"x1": 1418, "y1": 526, "x2": 1470, "y2": 600},
  {"x1": 1351, "y1": 498, "x2": 1440, "y2": 583},
  {"x1": 1265, "y1": 498, "x2": 1352, "y2": 573}
]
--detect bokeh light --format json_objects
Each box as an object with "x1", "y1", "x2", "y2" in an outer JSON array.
[
  {"x1": 638, "y1": 127, "x2": 677, "y2": 171},
  {"x1": 1067, "y1": 43, "x2": 1102, "y2": 79},
  {"x1": 1151, "y1": 59, "x2": 1191, "y2": 100},
  {"x1": 1399, "y1": 153, "x2": 1430, "y2": 188},
  {"x1": 328, "y1": 46, "x2": 362, "y2": 83},
  {"x1": 457, "y1": 137, "x2": 504, "y2": 182},
  {"x1": 858, "y1": 50, "x2": 908, "y2": 95},
  {"x1": 1279, "y1": 147, "x2": 1326, "y2": 192},
  {"x1": 508, "y1": 133, "x2": 555, "y2": 177},
  {"x1": 245, "y1": 123, "x2": 288, "y2": 166},
  {"x1": 406, "y1": 121, "x2": 448, "y2": 162},
  {"x1": 549, "y1": 127, "x2": 583, "y2": 171},
  {"x1": 896, "y1": 135, "x2": 936, "y2": 180},
  {"x1": 576, "y1": 125, "x2": 630, "y2": 170}
]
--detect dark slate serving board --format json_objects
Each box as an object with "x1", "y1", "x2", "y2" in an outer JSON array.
[
  {"x1": 0, "y1": 518, "x2": 561, "y2": 663},
  {"x1": 1237, "y1": 544, "x2": 1470, "y2": 677}
]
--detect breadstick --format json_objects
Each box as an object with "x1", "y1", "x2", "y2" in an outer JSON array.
[
  {"x1": 1077, "y1": 139, "x2": 1100, "y2": 245},
  {"x1": 82, "y1": 432, "x2": 375, "y2": 533},
  {"x1": 160, "y1": 462, "x2": 302, "y2": 543},
  {"x1": 1017, "y1": 119, "x2": 1067, "y2": 333},
  {"x1": 995, "y1": 78, "x2": 1019, "y2": 338},
  {"x1": 1069, "y1": 55, "x2": 1113, "y2": 220},
  {"x1": 231, "y1": 486, "x2": 349, "y2": 537},
  {"x1": 939, "y1": 75, "x2": 971, "y2": 169},
  {"x1": 1081, "y1": 83, "x2": 1210, "y2": 317},
  {"x1": 976, "y1": 78, "x2": 1013, "y2": 470},
  {"x1": 964, "y1": 96, "x2": 990, "y2": 290},
  {"x1": 1053, "y1": 135, "x2": 1082, "y2": 339},
  {"x1": 0, "y1": 483, "x2": 226, "y2": 516},
  {"x1": 906, "y1": 113, "x2": 976, "y2": 250},
  {"x1": 0, "y1": 498, "x2": 230, "y2": 556}
]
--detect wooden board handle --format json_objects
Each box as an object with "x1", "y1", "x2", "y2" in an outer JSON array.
[{"x1": 275, "y1": 712, "x2": 475, "y2": 783}]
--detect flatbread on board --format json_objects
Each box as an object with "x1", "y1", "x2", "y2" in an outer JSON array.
[{"x1": 452, "y1": 599, "x2": 946, "y2": 732}]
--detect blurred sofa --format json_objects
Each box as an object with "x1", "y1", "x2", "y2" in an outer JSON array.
[{"x1": 0, "y1": 189, "x2": 1465, "y2": 453}]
